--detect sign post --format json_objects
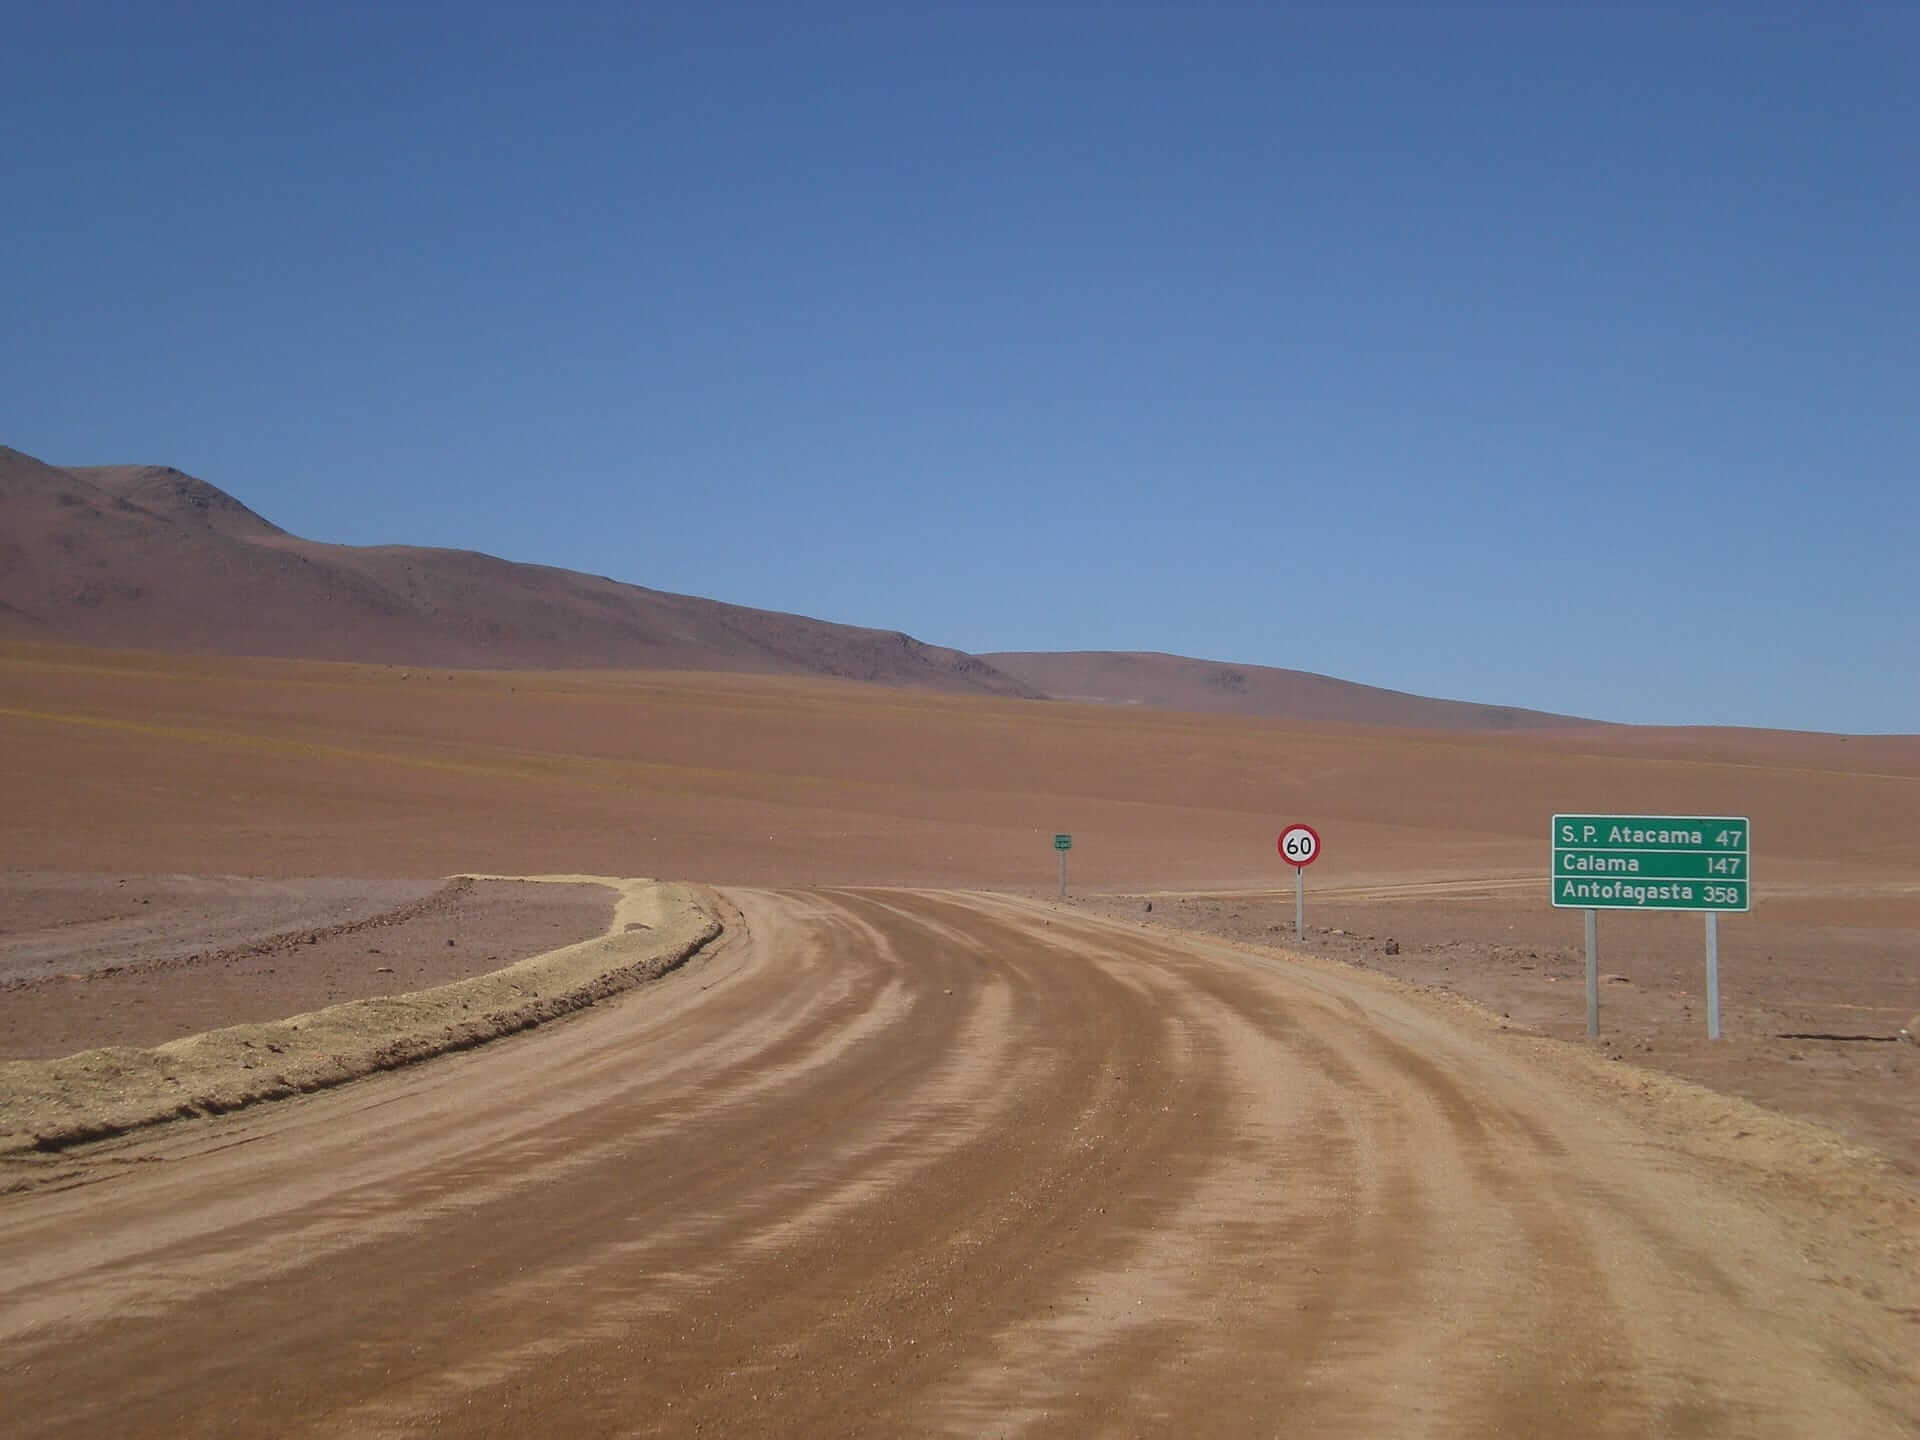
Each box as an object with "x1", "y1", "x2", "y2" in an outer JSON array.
[
  {"x1": 1552, "y1": 815, "x2": 1750, "y2": 1038},
  {"x1": 1706, "y1": 913, "x2": 1720, "y2": 1040},
  {"x1": 1584, "y1": 907, "x2": 1599, "y2": 1038},
  {"x1": 1277, "y1": 824, "x2": 1321, "y2": 941},
  {"x1": 1053, "y1": 833, "x2": 1072, "y2": 898}
]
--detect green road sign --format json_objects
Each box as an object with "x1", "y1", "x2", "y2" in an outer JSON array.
[
  {"x1": 1551, "y1": 815, "x2": 1750, "y2": 911},
  {"x1": 1053, "y1": 834, "x2": 1073, "y2": 851}
]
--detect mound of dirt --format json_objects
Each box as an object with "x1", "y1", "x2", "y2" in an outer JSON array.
[{"x1": 0, "y1": 876, "x2": 719, "y2": 1156}]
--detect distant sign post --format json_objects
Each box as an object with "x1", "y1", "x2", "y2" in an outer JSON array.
[
  {"x1": 1552, "y1": 815, "x2": 1751, "y2": 1039},
  {"x1": 1278, "y1": 824, "x2": 1321, "y2": 941},
  {"x1": 1054, "y1": 833, "x2": 1072, "y2": 898}
]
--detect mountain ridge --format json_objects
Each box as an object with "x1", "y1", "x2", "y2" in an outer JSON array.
[
  {"x1": 0, "y1": 445, "x2": 1036, "y2": 696},
  {"x1": 5, "y1": 443, "x2": 1594, "y2": 728},
  {"x1": 981, "y1": 650, "x2": 1596, "y2": 731}
]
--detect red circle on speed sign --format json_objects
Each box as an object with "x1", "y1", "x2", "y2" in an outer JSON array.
[{"x1": 1278, "y1": 824, "x2": 1321, "y2": 867}]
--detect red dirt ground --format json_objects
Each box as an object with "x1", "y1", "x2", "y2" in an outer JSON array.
[
  {"x1": 0, "y1": 874, "x2": 614, "y2": 1058},
  {"x1": 3, "y1": 642, "x2": 1918, "y2": 1435},
  {"x1": 3, "y1": 638, "x2": 1916, "y2": 1171},
  {"x1": 3, "y1": 889, "x2": 1915, "y2": 1436},
  {"x1": 1079, "y1": 884, "x2": 1920, "y2": 1176}
]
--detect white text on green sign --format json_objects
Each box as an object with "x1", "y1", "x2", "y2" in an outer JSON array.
[{"x1": 1551, "y1": 815, "x2": 1750, "y2": 912}]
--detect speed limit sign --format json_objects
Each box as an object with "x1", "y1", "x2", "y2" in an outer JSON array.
[
  {"x1": 1277, "y1": 824, "x2": 1320, "y2": 941},
  {"x1": 1278, "y1": 824, "x2": 1321, "y2": 868}
]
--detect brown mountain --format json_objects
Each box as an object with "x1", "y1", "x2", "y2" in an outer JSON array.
[
  {"x1": 980, "y1": 651, "x2": 1597, "y2": 731},
  {"x1": 3, "y1": 443, "x2": 1601, "y2": 726},
  {"x1": 0, "y1": 446, "x2": 1035, "y2": 695}
]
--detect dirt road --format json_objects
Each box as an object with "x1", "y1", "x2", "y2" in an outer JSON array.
[{"x1": 3, "y1": 891, "x2": 1914, "y2": 1437}]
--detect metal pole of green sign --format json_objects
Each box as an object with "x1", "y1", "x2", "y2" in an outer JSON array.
[
  {"x1": 1706, "y1": 913, "x2": 1720, "y2": 1040},
  {"x1": 1585, "y1": 908, "x2": 1599, "y2": 1037},
  {"x1": 1054, "y1": 833, "x2": 1072, "y2": 898}
]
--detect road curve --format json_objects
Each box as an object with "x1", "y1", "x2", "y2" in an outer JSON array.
[{"x1": 2, "y1": 889, "x2": 1914, "y2": 1438}]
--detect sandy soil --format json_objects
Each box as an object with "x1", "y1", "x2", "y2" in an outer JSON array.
[
  {"x1": 0, "y1": 877, "x2": 716, "y2": 1161},
  {"x1": 0, "y1": 890, "x2": 1913, "y2": 1437},
  {"x1": 1079, "y1": 883, "x2": 1920, "y2": 1178},
  {"x1": 3, "y1": 644, "x2": 1918, "y2": 1432},
  {"x1": 0, "y1": 874, "x2": 615, "y2": 1057},
  {"x1": 2, "y1": 644, "x2": 1913, "y2": 1173},
  {"x1": 4, "y1": 641, "x2": 1914, "y2": 893},
  {"x1": 0, "y1": 872, "x2": 436, "y2": 968}
]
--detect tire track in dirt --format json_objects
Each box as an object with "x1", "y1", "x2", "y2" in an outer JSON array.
[
  {"x1": 0, "y1": 890, "x2": 1914, "y2": 1437},
  {"x1": 944, "y1": 895, "x2": 1637, "y2": 1436}
]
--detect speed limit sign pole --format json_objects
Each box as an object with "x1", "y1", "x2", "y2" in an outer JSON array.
[{"x1": 1277, "y1": 824, "x2": 1321, "y2": 940}]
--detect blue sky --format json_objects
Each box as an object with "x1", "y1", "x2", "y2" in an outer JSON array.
[{"x1": 5, "y1": 3, "x2": 1914, "y2": 732}]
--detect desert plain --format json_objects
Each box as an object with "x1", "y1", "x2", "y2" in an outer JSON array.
[{"x1": 2, "y1": 638, "x2": 1918, "y2": 1437}]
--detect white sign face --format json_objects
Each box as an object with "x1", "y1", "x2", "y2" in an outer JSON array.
[{"x1": 1278, "y1": 825, "x2": 1320, "y2": 867}]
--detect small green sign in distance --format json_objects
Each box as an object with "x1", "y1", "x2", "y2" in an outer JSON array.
[
  {"x1": 1551, "y1": 814, "x2": 1750, "y2": 912},
  {"x1": 1053, "y1": 834, "x2": 1073, "y2": 851}
]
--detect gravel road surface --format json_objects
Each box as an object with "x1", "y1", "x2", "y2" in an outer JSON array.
[{"x1": 2, "y1": 890, "x2": 1913, "y2": 1437}]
